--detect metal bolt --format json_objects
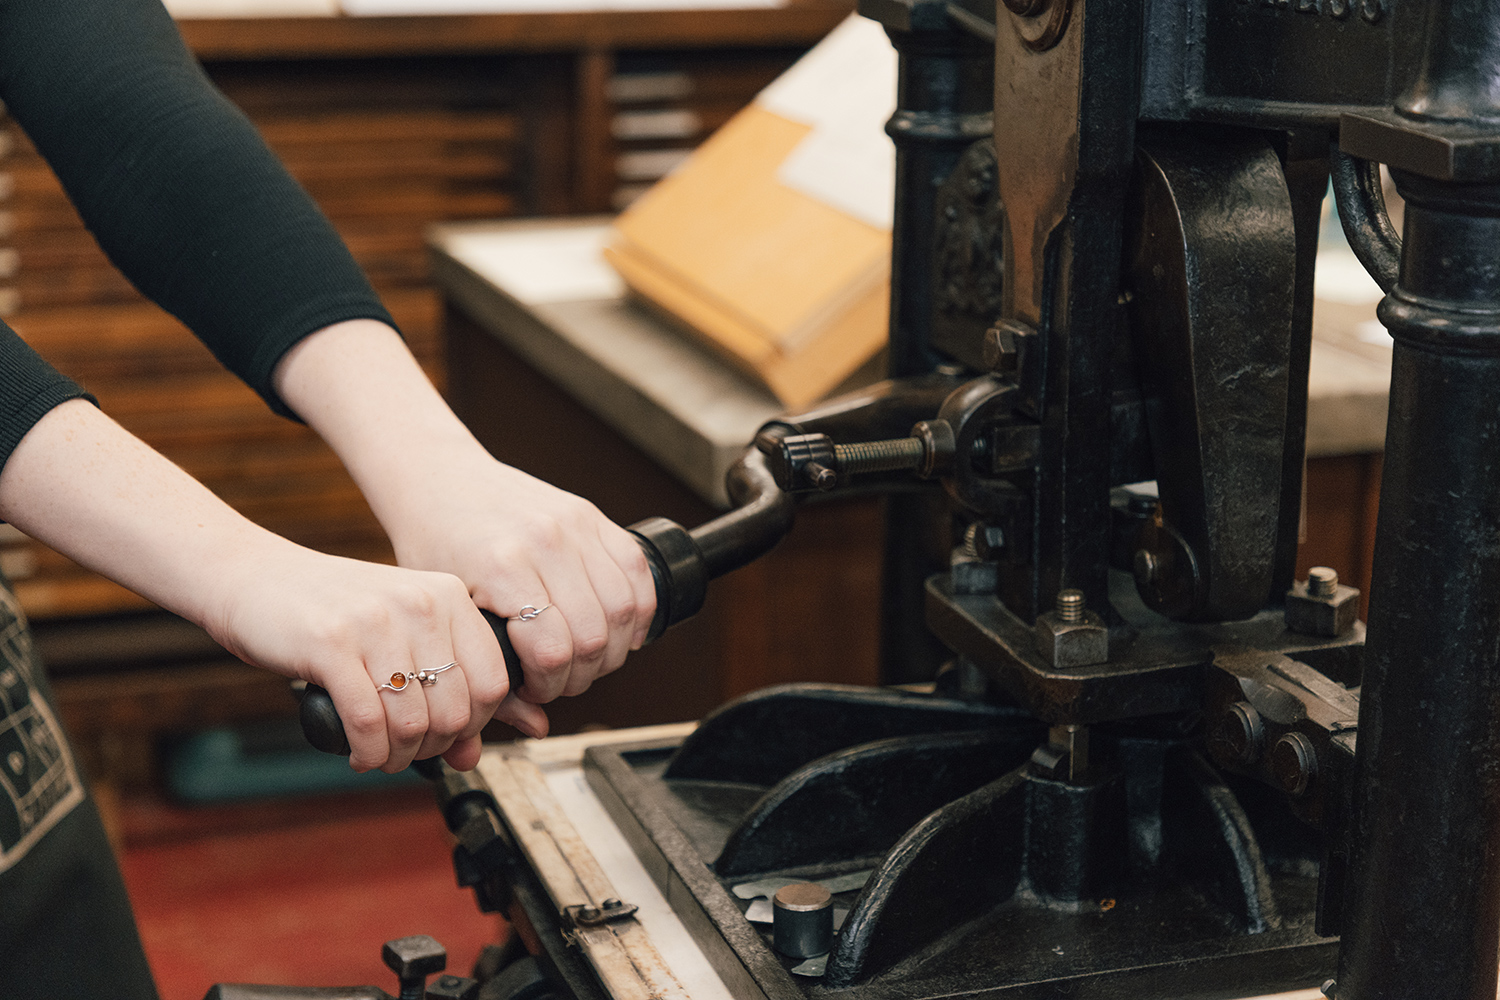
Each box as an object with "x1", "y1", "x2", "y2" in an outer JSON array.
[
  {"x1": 1056, "y1": 588, "x2": 1085, "y2": 623},
  {"x1": 804, "y1": 462, "x2": 837, "y2": 491},
  {"x1": 910, "y1": 419, "x2": 956, "y2": 478},
  {"x1": 1307, "y1": 566, "x2": 1339, "y2": 598},
  {"x1": 961, "y1": 522, "x2": 1007, "y2": 560},
  {"x1": 1271, "y1": 732, "x2": 1318, "y2": 797},
  {"x1": 960, "y1": 523, "x2": 982, "y2": 559},
  {"x1": 426, "y1": 975, "x2": 480, "y2": 1000}
]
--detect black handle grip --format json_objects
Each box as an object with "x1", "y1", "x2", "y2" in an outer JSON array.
[
  {"x1": 299, "y1": 609, "x2": 522, "y2": 757},
  {"x1": 298, "y1": 522, "x2": 702, "y2": 757}
]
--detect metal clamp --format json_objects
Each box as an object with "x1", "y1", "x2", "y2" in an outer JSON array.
[{"x1": 564, "y1": 898, "x2": 639, "y2": 929}]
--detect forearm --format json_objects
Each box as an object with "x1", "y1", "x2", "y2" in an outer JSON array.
[
  {"x1": 0, "y1": 396, "x2": 519, "y2": 769},
  {"x1": 0, "y1": 398, "x2": 289, "y2": 633},
  {"x1": 272, "y1": 319, "x2": 495, "y2": 562}
]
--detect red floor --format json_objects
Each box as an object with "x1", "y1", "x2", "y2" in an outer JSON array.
[{"x1": 117, "y1": 789, "x2": 507, "y2": 1000}]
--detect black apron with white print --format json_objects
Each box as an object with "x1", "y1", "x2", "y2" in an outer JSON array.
[{"x1": 0, "y1": 583, "x2": 158, "y2": 1000}]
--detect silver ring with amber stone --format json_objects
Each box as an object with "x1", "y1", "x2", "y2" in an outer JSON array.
[{"x1": 378, "y1": 661, "x2": 457, "y2": 692}]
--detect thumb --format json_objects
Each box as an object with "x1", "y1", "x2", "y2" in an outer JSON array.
[{"x1": 493, "y1": 694, "x2": 550, "y2": 740}]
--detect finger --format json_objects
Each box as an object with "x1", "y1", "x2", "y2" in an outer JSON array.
[
  {"x1": 503, "y1": 595, "x2": 578, "y2": 704},
  {"x1": 577, "y1": 541, "x2": 638, "y2": 682},
  {"x1": 412, "y1": 659, "x2": 470, "y2": 762},
  {"x1": 451, "y1": 606, "x2": 510, "y2": 745},
  {"x1": 602, "y1": 526, "x2": 657, "y2": 649},
  {"x1": 493, "y1": 693, "x2": 549, "y2": 739},
  {"x1": 442, "y1": 734, "x2": 484, "y2": 771},
  {"x1": 376, "y1": 652, "x2": 430, "y2": 773},
  {"x1": 532, "y1": 557, "x2": 613, "y2": 697},
  {"x1": 321, "y1": 663, "x2": 390, "y2": 773}
]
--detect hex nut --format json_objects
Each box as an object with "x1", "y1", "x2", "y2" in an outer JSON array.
[
  {"x1": 1284, "y1": 578, "x2": 1360, "y2": 637},
  {"x1": 973, "y1": 524, "x2": 1006, "y2": 561},
  {"x1": 1035, "y1": 610, "x2": 1108, "y2": 668},
  {"x1": 982, "y1": 319, "x2": 1037, "y2": 378},
  {"x1": 950, "y1": 557, "x2": 999, "y2": 595}
]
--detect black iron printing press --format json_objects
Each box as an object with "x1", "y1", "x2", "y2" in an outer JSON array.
[{"x1": 268, "y1": 2, "x2": 1500, "y2": 999}]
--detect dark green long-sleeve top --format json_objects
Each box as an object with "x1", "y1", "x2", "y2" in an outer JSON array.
[{"x1": 0, "y1": 0, "x2": 396, "y2": 465}]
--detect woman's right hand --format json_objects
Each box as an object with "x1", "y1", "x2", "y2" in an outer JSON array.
[{"x1": 204, "y1": 545, "x2": 529, "y2": 773}]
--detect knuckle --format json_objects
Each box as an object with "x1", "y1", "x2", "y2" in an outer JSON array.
[
  {"x1": 606, "y1": 597, "x2": 637, "y2": 630},
  {"x1": 530, "y1": 516, "x2": 572, "y2": 554},
  {"x1": 430, "y1": 702, "x2": 469, "y2": 738},
  {"x1": 529, "y1": 636, "x2": 573, "y2": 675},
  {"x1": 621, "y1": 539, "x2": 651, "y2": 576},
  {"x1": 398, "y1": 581, "x2": 442, "y2": 622},
  {"x1": 342, "y1": 703, "x2": 385, "y2": 737},
  {"x1": 573, "y1": 628, "x2": 609, "y2": 663},
  {"x1": 390, "y1": 716, "x2": 427, "y2": 744},
  {"x1": 469, "y1": 674, "x2": 508, "y2": 708},
  {"x1": 306, "y1": 620, "x2": 361, "y2": 660}
]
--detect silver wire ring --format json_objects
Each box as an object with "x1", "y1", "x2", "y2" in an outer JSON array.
[
  {"x1": 511, "y1": 604, "x2": 552, "y2": 622},
  {"x1": 377, "y1": 660, "x2": 457, "y2": 692}
]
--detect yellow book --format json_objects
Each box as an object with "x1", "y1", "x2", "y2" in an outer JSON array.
[{"x1": 604, "y1": 17, "x2": 894, "y2": 410}]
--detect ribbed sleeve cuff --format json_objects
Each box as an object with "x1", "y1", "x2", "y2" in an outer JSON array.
[{"x1": 0, "y1": 324, "x2": 97, "y2": 472}]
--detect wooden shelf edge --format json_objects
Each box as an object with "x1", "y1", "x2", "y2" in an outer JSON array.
[{"x1": 177, "y1": 3, "x2": 854, "y2": 60}]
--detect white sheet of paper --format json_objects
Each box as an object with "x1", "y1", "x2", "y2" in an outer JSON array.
[
  {"x1": 444, "y1": 225, "x2": 625, "y2": 305},
  {"x1": 757, "y1": 14, "x2": 898, "y2": 230}
]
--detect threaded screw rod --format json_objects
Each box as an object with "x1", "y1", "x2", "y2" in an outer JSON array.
[{"x1": 834, "y1": 437, "x2": 926, "y2": 475}]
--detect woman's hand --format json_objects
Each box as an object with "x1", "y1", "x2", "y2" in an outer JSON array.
[
  {"x1": 203, "y1": 546, "x2": 516, "y2": 773},
  {"x1": 379, "y1": 458, "x2": 656, "y2": 713},
  {"x1": 274, "y1": 319, "x2": 657, "y2": 737}
]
